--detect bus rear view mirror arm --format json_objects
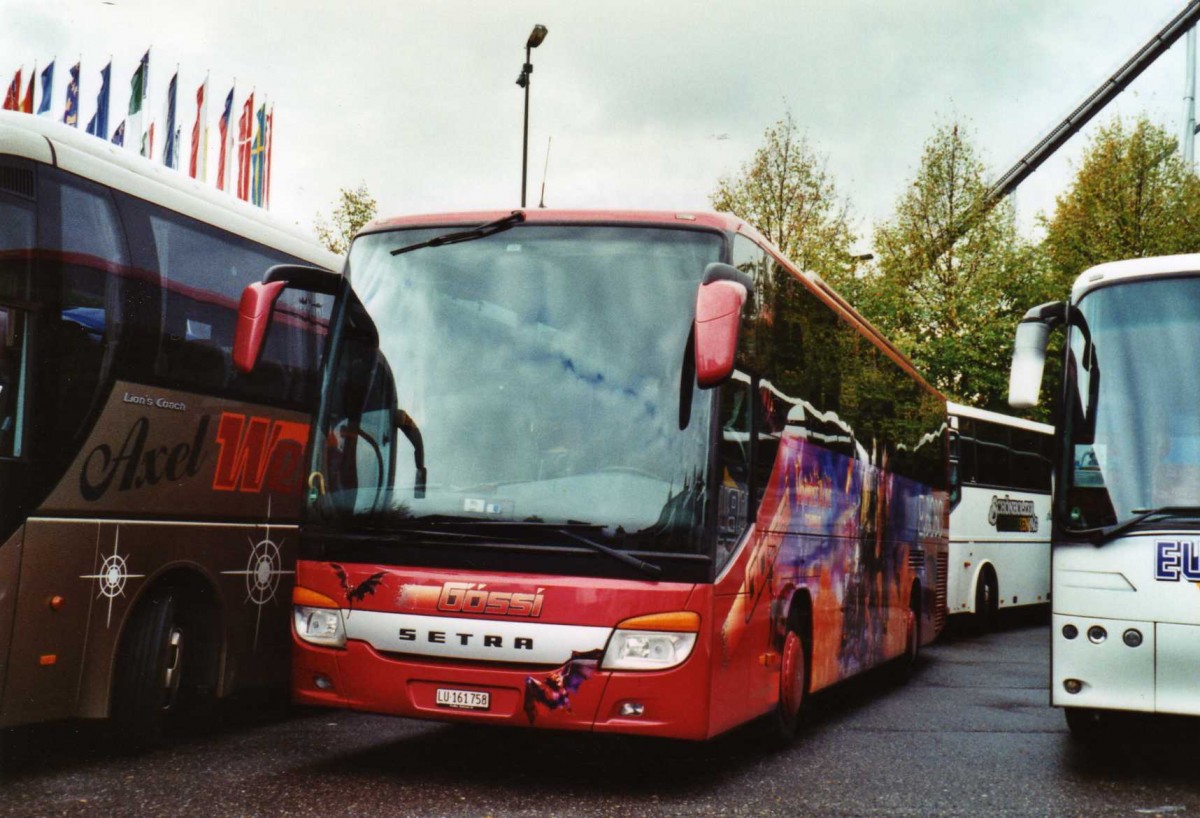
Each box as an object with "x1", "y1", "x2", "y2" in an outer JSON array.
[
  {"x1": 1008, "y1": 300, "x2": 1066, "y2": 409},
  {"x1": 695, "y1": 263, "x2": 752, "y2": 388},
  {"x1": 233, "y1": 264, "x2": 341, "y2": 374}
]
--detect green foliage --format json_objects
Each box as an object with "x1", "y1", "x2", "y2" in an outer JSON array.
[
  {"x1": 315, "y1": 183, "x2": 378, "y2": 255},
  {"x1": 1042, "y1": 116, "x2": 1200, "y2": 291},
  {"x1": 710, "y1": 111, "x2": 857, "y2": 289},
  {"x1": 859, "y1": 122, "x2": 1055, "y2": 413}
]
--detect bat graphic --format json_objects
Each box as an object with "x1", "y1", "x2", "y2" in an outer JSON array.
[
  {"x1": 330, "y1": 563, "x2": 386, "y2": 613},
  {"x1": 523, "y1": 648, "x2": 605, "y2": 724}
]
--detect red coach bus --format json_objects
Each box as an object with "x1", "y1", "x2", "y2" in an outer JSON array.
[
  {"x1": 0, "y1": 112, "x2": 339, "y2": 750},
  {"x1": 236, "y1": 209, "x2": 948, "y2": 741}
]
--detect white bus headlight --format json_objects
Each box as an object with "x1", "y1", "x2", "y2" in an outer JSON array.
[
  {"x1": 602, "y1": 612, "x2": 700, "y2": 671},
  {"x1": 294, "y1": 605, "x2": 346, "y2": 648}
]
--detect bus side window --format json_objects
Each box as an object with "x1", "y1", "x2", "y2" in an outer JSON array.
[
  {"x1": 0, "y1": 307, "x2": 29, "y2": 458},
  {"x1": 716, "y1": 374, "x2": 753, "y2": 567},
  {"x1": 42, "y1": 173, "x2": 127, "y2": 450}
]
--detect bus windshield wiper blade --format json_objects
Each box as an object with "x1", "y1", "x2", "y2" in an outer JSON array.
[
  {"x1": 390, "y1": 211, "x2": 526, "y2": 256},
  {"x1": 559, "y1": 529, "x2": 663, "y2": 579},
  {"x1": 1088, "y1": 506, "x2": 1200, "y2": 546}
]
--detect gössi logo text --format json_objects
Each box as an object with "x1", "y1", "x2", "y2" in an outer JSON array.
[{"x1": 123, "y1": 391, "x2": 187, "y2": 412}]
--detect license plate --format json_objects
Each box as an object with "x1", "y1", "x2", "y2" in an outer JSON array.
[{"x1": 435, "y1": 687, "x2": 490, "y2": 711}]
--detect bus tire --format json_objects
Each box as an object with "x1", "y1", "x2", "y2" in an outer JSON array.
[
  {"x1": 763, "y1": 623, "x2": 808, "y2": 746},
  {"x1": 973, "y1": 568, "x2": 999, "y2": 633},
  {"x1": 111, "y1": 587, "x2": 185, "y2": 751},
  {"x1": 1063, "y1": 707, "x2": 1107, "y2": 742}
]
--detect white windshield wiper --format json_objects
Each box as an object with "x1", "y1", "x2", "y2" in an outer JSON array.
[
  {"x1": 390, "y1": 211, "x2": 526, "y2": 257},
  {"x1": 1087, "y1": 506, "x2": 1200, "y2": 546}
]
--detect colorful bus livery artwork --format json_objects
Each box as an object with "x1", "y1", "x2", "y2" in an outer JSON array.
[{"x1": 238, "y1": 209, "x2": 949, "y2": 743}]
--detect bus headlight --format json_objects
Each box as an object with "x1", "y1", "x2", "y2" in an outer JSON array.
[
  {"x1": 294, "y1": 605, "x2": 346, "y2": 648},
  {"x1": 602, "y1": 612, "x2": 699, "y2": 671},
  {"x1": 292, "y1": 587, "x2": 346, "y2": 648}
]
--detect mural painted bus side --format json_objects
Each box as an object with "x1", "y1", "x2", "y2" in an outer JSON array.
[
  {"x1": 0, "y1": 112, "x2": 340, "y2": 748},
  {"x1": 947, "y1": 402, "x2": 1053, "y2": 631},
  {"x1": 241, "y1": 210, "x2": 948, "y2": 741}
]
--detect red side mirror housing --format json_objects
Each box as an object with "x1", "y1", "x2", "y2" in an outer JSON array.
[
  {"x1": 232, "y1": 280, "x2": 288, "y2": 374},
  {"x1": 694, "y1": 279, "x2": 747, "y2": 388}
]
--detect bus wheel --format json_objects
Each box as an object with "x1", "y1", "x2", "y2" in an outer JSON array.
[
  {"x1": 111, "y1": 587, "x2": 184, "y2": 751},
  {"x1": 1064, "y1": 707, "x2": 1107, "y2": 743},
  {"x1": 974, "y1": 569, "x2": 999, "y2": 633},
  {"x1": 763, "y1": 626, "x2": 807, "y2": 746}
]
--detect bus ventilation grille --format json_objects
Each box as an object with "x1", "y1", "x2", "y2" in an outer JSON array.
[
  {"x1": 934, "y1": 551, "x2": 949, "y2": 634},
  {"x1": 0, "y1": 165, "x2": 34, "y2": 200},
  {"x1": 908, "y1": 548, "x2": 925, "y2": 571}
]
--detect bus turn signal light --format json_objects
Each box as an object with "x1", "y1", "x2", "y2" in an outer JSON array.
[
  {"x1": 614, "y1": 611, "x2": 700, "y2": 632},
  {"x1": 293, "y1": 586, "x2": 339, "y2": 609}
]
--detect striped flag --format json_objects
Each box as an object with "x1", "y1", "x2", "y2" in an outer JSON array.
[
  {"x1": 236, "y1": 91, "x2": 253, "y2": 200},
  {"x1": 3, "y1": 69, "x2": 21, "y2": 111},
  {"x1": 163, "y1": 71, "x2": 178, "y2": 169},
  {"x1": 189, "y1": 76, "x2": 208, "y2": 180},
  {"x1": 264, "y1": 105, "x2": 274, "y2": 209},
  {"x1": 20, "y1": 66, "x2": 34, "y2": 113},
  {"x1": 251, "y1": 102, "x2": 266, "y2": 206},
  {"x1": 217, "y1": 86, "x2": 233, "y2": 191}
]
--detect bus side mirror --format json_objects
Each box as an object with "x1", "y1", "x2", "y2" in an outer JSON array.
[
  {"x1": 233, "y1": 280, "x2": 287, "y2": 373},
  {"x1": 233, "y1": 263, "x2": 343, "y2": 374},
  {"x1": 695, "y1": 263, "x2": 751, "y2": 389},
  {"x1": 1008, "y1": 301, "x2": 1066, "y2": 409}
]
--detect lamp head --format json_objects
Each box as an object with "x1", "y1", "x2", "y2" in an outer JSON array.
[{"x1": 527, "y1": 24, "x2": 548, "y2": 49}]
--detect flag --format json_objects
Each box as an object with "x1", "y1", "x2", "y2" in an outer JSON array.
[
  {"x1": 144, "y1": 121, "x2": 154, "y2": 160},
  {"x1": 20, "y1": 66, "x2": 33, "y2": 113},
  {"x1": 63, "y1": 62, "x2": 80, "y2": 126},
  {"x1": 3, "y1": 69, "x2": 21, "y2": 111},
  {"x1": 189, "y1": 77, "x2": 208, "y2": 180},
  {"x1": 236, "y1": 91, "x2": 253, "y2": 201},
  {"x1": 163, "y1": 71, "x2": 178, "y2": 169},
  {"x1": 251, "y1": 103, "x2": 266, "y2": 206},
  {"x1": 85, "y1": 62, "x2": 111, "y2": 139},
  {"x1": 112, "y1": 119, "x2": 125, "y2": 147},
  {"x1": 129, "y1": 49, "x2": 149, "y2": 154},
  {"x1": 216, "y1": 86, "x2": 233, "y2": 192},
  {"x1": 264, "y1": 105, "x2": 274, "y2": 209},
  {"x1": 37, "y1": 61, "x2": 53, "y2": 115}
]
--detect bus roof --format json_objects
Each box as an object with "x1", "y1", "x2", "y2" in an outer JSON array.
[
  {"x1": 948, "y1": 401, "x2": 1053, "y2": 434},
  {"x1": 0, "y1": 111, "x2": 342, "y2": 271},
  {"x1": 361, "y1": 208, "x2": 749, "y2": 235},
  {"x1": 1072, "y1": 253, "x2": 1200, "y2": 301}
]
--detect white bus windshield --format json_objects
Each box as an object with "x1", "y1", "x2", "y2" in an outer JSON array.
[
  {"x1": 315, "y1": 224, "x2": 723, "y2": 554},
  {"x1": 1065, "y1": 275, "x2": 1200, "y2": 532}
]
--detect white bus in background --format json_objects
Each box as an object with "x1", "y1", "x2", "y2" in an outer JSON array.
[
  {"x1": 1009, "y1": 253, "x2": 1200, "y2": 741},
  {"x1": 948, "y1": 402, "x2": 1053, "y2": 631}
]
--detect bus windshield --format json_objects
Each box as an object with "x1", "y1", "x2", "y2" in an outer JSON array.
[
  {"x1": 312, "y1": 224, "x2": 722, "y2": 555},
  {"x1": 1065, "y1": 275, "x2": 1200, "y2": 533}
]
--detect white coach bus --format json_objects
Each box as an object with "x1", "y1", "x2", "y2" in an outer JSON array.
[
  {"x1": 1009, "y1": 253, "x2": 1200, "y2": 740},
  {"x1": 948, "y1": 402, "x2": 1053, "y2": 631}
]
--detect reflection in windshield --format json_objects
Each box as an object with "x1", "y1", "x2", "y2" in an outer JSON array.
[
  {"x1": 1066, "y1": 276, "x2": 1200, "y2": 530},
  {"x1": 320, "y1": 225, "x2": 723, "y2": 554}
]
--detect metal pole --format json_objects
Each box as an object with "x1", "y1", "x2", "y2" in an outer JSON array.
[
  {"x1": 521, "y1": 44, "x2": 531, "y2": 208},
  {"x1": 1186, "y1": 26, "x2": 1196, "y2": 168}
]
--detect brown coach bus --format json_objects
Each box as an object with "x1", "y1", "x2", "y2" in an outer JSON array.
[{"x1": 0, "y1": 111, "x2": 340, "y2": 749}]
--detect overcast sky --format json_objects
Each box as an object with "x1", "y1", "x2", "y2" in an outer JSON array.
[{"x1": 2, "y1": 0, "x2": 1194, "y2": 249}]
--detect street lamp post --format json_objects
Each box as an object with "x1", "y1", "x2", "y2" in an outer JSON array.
[{"x1": 516, "y1": 24, "x2": 548, "y2": 208}]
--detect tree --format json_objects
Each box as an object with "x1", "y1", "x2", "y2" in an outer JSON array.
[
  {"x1": 1042, "y1": 116, "x2": 1200, "y2": 291},
  {"x1": 862, "y1": 122, "x2": 1052, "y2": 411},
  {"x1": 314, "y1": 183, "x2": 378, "y2": 255},
  {"x1": 710, "y1": 112, "x2": 857, "y2": 289}
]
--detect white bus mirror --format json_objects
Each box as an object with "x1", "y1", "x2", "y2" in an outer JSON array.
[{"x1": 1008, "y1": 302, "x2": 1065, "y2": 409}]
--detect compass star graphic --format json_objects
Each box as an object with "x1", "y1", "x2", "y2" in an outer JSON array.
[
  {"x1": 80, "y1": 528, "x2": 146, "y2": 628},
  {"x1": 221, "y1": 501, "x2": 294, "y2": 650}
]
